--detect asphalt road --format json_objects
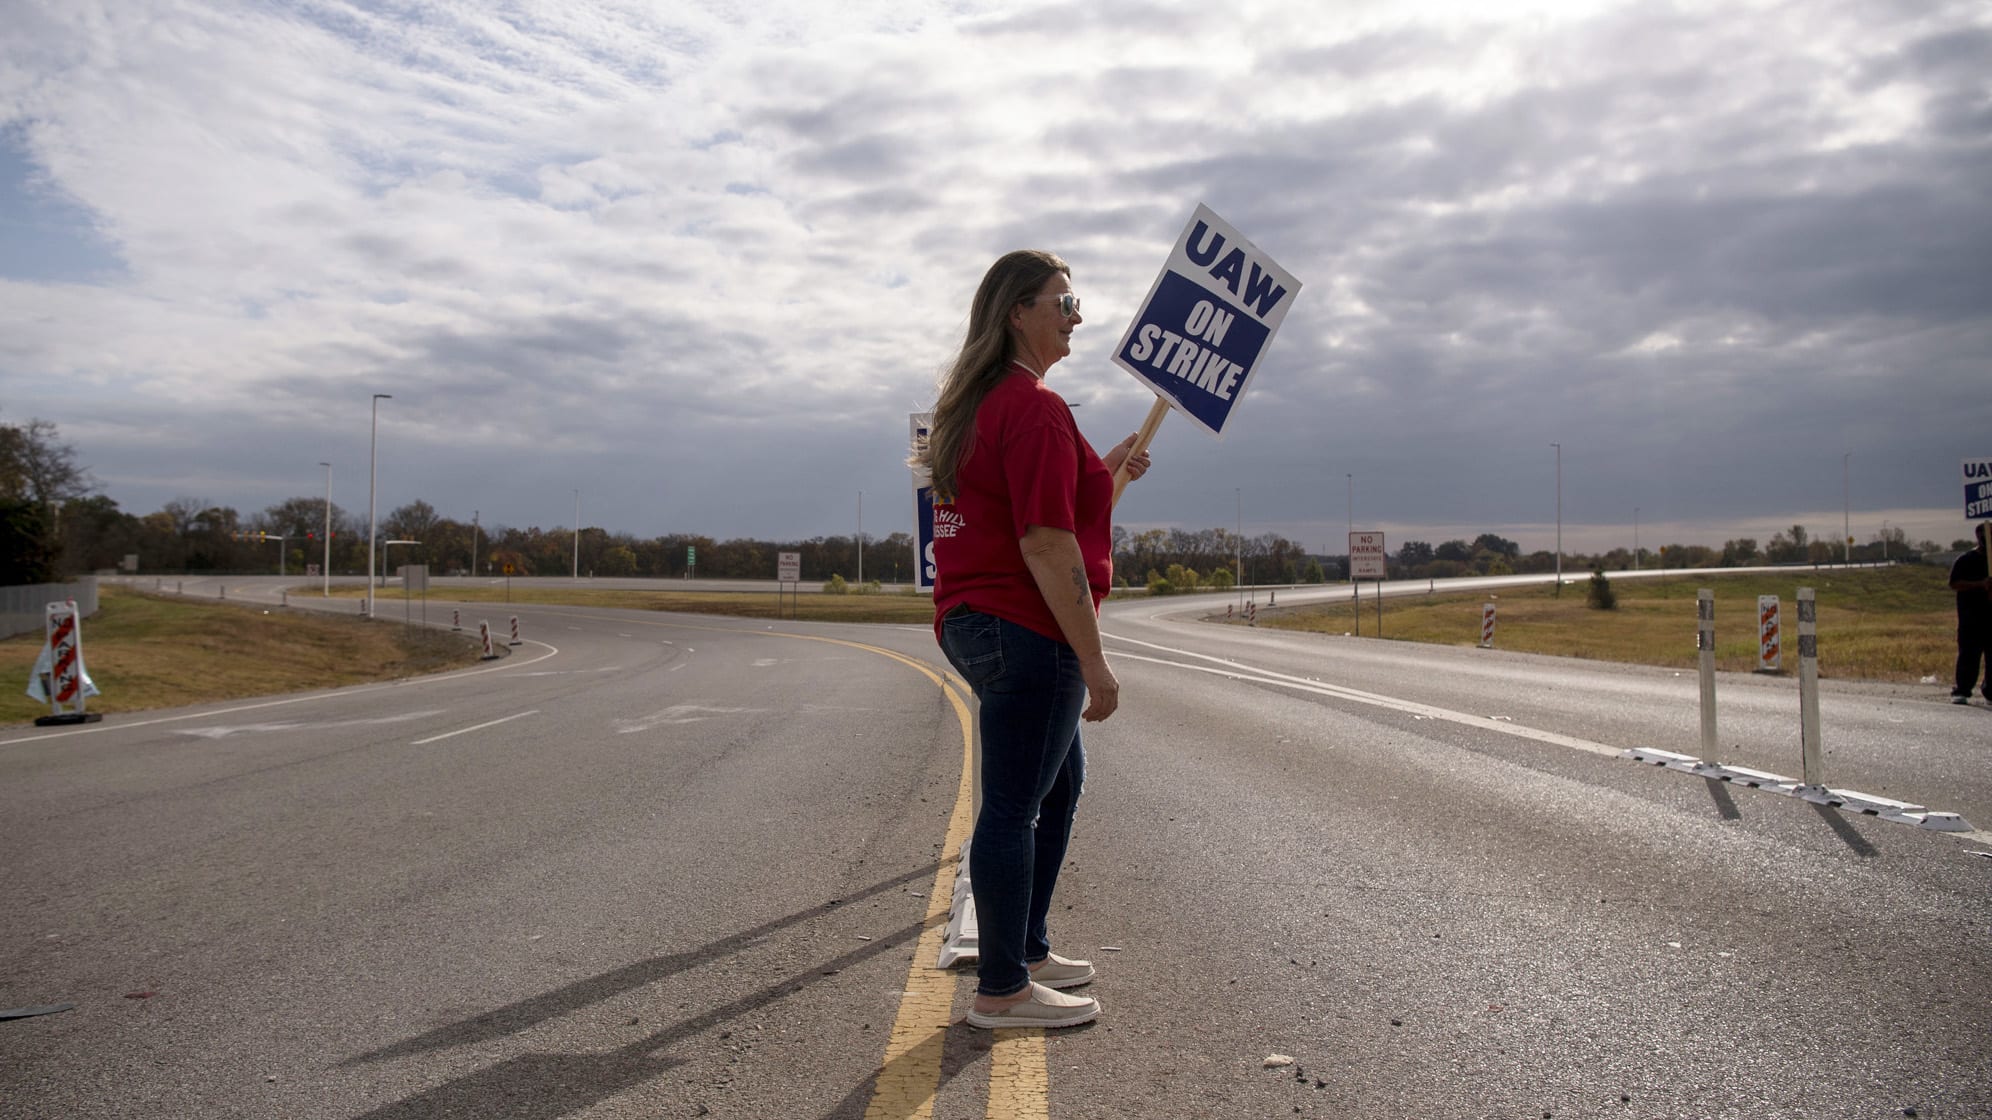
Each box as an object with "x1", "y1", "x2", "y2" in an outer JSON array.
[{"x1": 2, "y1": 580, "x2": 1987, "y2": 1119}]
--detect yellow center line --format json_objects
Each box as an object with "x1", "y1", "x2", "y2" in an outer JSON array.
[{"x1": 520, "y1": 609, "x2": 1051, "y2": 1119}]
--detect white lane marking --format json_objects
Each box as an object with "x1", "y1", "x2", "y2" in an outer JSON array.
[
  {"x1": 613, "y1": 704, "x2": 760, "y2": 734},
  {"x1": 513, "y1": 667, "x2": 623, "y2": 677},
  {"x1": 752, "y1": 658, "x2": 782, "y2": 667},
  {"x1": 176, "y1": 710, "x2": 447, "y2": 740},
  {"x1": 413, "y1": 710, "x2": 540, "y2": 745},
  {"x1": 0, "y1": 641, "x2": 563, "y2": 747},
  {"x1": 1105, "y1": 634, "x2": 1622, "y2": 758}
]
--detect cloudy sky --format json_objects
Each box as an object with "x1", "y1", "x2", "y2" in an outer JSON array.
[{"x1": 3, "y1": 0, "x2": 1987, "y2": 557}]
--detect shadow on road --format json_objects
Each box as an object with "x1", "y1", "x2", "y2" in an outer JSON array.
[
  {"x1": 1810, "y1": 802, "x2": 1881, "y2": 858},
  {"x1": 339, "y1": 861, "x2": 947, "y2": 1120},
  {"x1": 1702, "y1": 777, "x2": 1743, "y2": 821}
]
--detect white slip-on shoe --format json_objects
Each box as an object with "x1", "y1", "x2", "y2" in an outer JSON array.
[
  {"x1": 1028, "y1": 952, "x2": 1095, "y2": 990},
  {"x1": 965, "y1": 982, "x2": 1100, "y2": 1029}
]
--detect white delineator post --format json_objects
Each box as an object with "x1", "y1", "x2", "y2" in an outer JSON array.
[
  {"x1": 1697, "y1": 589, "x2": 1718, "y2": 756},
  {"x1": 1479, "y1": 602, "x2": 1496, "y2": 649},
  {"x1": 1797, "y1": 587, "x2": 1823, "y2": 788},
  {"x1": 452, "y1": 609, "x2": 460, "y2": 631},
  {"x1": 479, "y1": 620, "x2": 496, "y2": 660},
  {"x1": 508, "y1": 616, "x2": 521, "y2": 646},
  {"x1": 1757, "y1": 595, "x2": 1781, "y2": 673}
]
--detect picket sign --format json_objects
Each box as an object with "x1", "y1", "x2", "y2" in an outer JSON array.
[{"x1": 1110, "y1": 204, "x2": 1302, "y2": 506}]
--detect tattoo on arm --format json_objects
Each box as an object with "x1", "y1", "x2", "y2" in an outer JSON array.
[{"x1": 1068, "y1": 566, "x2": 1087, "y2": 606}]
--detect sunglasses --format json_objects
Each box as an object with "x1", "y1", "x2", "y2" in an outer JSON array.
[{"x1": 1031, "y1": 292, "x2": 1081, "y2": 319}]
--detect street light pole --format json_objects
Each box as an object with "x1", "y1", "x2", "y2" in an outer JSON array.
[
  {"x1": 1235, "y1": 486, "x2": 1244, "y2": 610},
  {"x1": 471, "y1": 510, "x2": 479, "y2": 577},
  {"x1": 857, "y1": 490, "x2": 864, "y2": 585},
  {"x1": 1346, "y1": 473, "x2": 1353, "y2": 568},
  {"x1": 367, "y1": 393, "x2": 391, "y2": 620},
  {"x1": 572, "y1": 489, "x2": 580, "y2": 579},
  {"x1": 1551, "y1": 442, "x2": 1562, "y2": 595},
  {"x1": 320, "y1": 461, "x2": 332, "y2": 597},
  {"x1": 1842, "y1": 452, "x2": 1852, "y2": 567},
  {"x1": 1633, "y1": 506, "x2": 1640, "y2": 572}
]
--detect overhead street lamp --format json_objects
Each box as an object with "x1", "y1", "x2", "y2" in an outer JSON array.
[
  {"x1": 380, "y1": 539, "x2": 421, "y2": 584},
  {"x1": 367, "y1": 393, "x2": 392, "y2": 620},
  {"x1": 320, "y1": 461, "x2": 332, "y2": 597}
]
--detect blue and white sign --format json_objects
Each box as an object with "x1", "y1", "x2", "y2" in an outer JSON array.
[
  {"x1": 1966, "y1": 456, "x2": 1992, "y2": 520},
  {"x1": 912, "y1": 413, "x2": 937, "y2": 591},
  {"x1": 1113, "y1": 204, "x2": 1302, "y2": 437}
]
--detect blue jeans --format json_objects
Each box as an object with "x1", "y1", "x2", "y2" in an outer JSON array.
[{"x1": 939, "y1": 609, "x2": 1087, "y2": 998}]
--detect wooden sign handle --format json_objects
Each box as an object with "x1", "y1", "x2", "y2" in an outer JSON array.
[{"x1": 1111, "y1": 396, "x2": 1172, "y2": 508}]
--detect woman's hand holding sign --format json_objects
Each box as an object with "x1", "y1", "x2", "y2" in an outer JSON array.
[{"x1": 1103, "y1": 432, "x2": 1152, "y2": 483}]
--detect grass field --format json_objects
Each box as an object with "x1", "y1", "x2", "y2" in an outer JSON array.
[
  {"x1": 4, "y1": 566, "x2": 1957, "y2": 726},
  {"x1": 316, "y1": 583, "x2": 939, "y2": 624},
  {"x1": 0, "y1": 586, "x2": 485, "y2": 725},
  {"x1": 1251, "y1": 565, "x2": 1959, "y2": 683}
]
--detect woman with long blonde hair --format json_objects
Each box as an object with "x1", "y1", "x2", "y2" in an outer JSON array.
[{"x1": 919, "y1": 249, "x2": 1150, "y2": 1029}]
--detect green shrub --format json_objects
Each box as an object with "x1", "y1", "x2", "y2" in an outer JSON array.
[
  {"x1": 823, "y1": 574, "x2": 849, "y2": 595},
  {"x1": 851, "y1": 579, "x2": 882, "y2": 595},
  {"x1": 1587, "y1": 568, "x2": 1617, "y2": 610},
  {"x1": 1147, "y1": 574, "x2": 1173, "y2": 596},
  {"x1": 1206, "y1": 567, "x2": 1235, "y2": 590}
]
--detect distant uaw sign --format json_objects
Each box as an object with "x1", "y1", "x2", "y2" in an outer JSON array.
[
  {"x1": 1113, "y1": 204, "x2": 1302, "y2": 437},
  {"x1": 1966, "y1": 456, "x2": 1992, "y2": 520},
  {"x1": 912, "y1": 413, "x2": 937, "y2": 591}
]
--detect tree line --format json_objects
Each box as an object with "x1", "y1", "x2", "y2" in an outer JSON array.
[{"x1": 2, "y1": 416, "x2": 1965, "y2": 587}]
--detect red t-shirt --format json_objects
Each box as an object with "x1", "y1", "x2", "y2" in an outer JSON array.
[{"x1": 933, "y1": 366, "x2": 1114, "y2": 644}]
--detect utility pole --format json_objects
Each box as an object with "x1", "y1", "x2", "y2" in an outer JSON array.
[
  {"x1": 1551, "y1": 442, "x2": 1562, "y2": 596},
  {"x1": 367, "y1": 393, "x2": 391, "y2": 620},
  {"x1": 320, "y1": 461, "x2": 332, "y2": 597}
]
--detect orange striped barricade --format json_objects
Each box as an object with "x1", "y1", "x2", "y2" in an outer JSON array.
[
  {"x1": 29, "y1": 600, "x2": 103, "y2": 726},
  {"x1": 1756, "y1": 595, "x2": 1781, "y2": 673}
]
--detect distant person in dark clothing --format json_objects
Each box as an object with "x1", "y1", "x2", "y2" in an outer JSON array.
[{"x1": 1950, "y1": 521, "x2": 1992, "y2": 704}]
